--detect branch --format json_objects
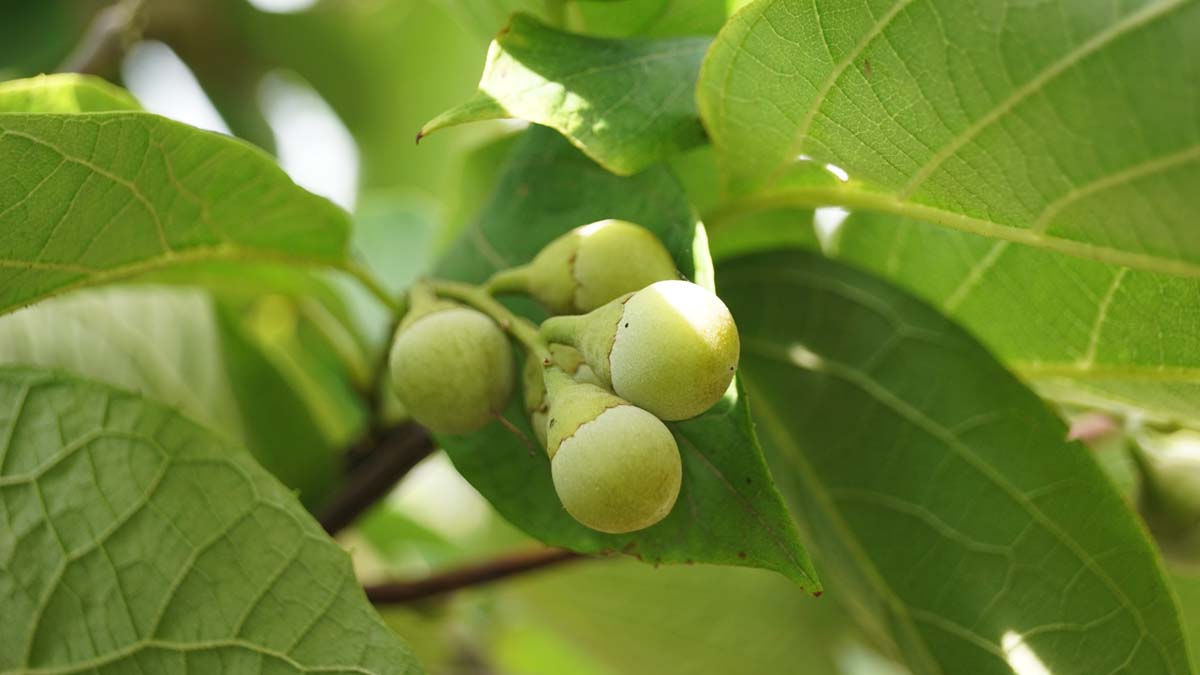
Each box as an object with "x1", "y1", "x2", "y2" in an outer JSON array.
[
  {"x1": 364, "y1": 548, "x2": 584, "y2": 605},
  {"x1": 58, "y1": 0, "x2": 148, "y2": 76},
  {"x1": 318, "y1": 422, "x2": 434, "y2": 535}
]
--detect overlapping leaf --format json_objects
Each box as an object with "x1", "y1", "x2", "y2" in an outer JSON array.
[
  {"x1": 0, "y1": 76, "x2": 352, "y2": 316},
  {"x1": 720, "y1": 249, "x2": 1191, "y2": 674},
  {"x1": 0, "y1": 367, "x2": 419, "y2": 674},
  {"x1": 0, "y1": 286, "x2": 356, "y2": 508},
  {"x1": 434, "y1": 126, "x2": 818, "y2": 588},
  {"x1": 836, "y1": 212, "x2": 1200, "y2": 427},
  {"x1": 699, "y1": 0, "x2": 1200, "y2": 278},
  {"x1": 421, "y1": 13, "x2": 710, "y2": 175}
]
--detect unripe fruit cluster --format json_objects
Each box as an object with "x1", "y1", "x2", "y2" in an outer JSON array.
[{"x1": 388, "y1": 220, "x2": 740, "y2": 534}]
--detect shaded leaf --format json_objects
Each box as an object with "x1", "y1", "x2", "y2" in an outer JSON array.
[
  {"x1": 0, "y1": 367, "x2": 419, "y2": 674},
  {"x1": 434, "y1": 127, "x2": 817, "y2": 588},
  {"x1": 506, "y1": 559, "x2": 852, "y2": 675},
  {"x1": 699, "y1": 0, "x2": 1200, "y2": 278},
  {"x1": 836, "y1": 212, "x2": 1200, "y2": 427},
  {"x1": 421, "y1": 13, "x2": 710, "y2": 175},
  {"x1": 720, "y1": 249, "x2": 1191, "y2": 674},
  {"x1": 0, "y1": 112, "x2": 350, "y2": 316},
  {"x1": 576, "y1": 0, "x2": 732, "y2": 37},
  {"x1": 0, "y1": 286, "x2": 357, "y2": 507}
]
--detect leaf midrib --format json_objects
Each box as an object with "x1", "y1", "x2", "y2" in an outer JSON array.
[{"x1": 706, "y1": 182, "x2": 1200, "y2": 278}]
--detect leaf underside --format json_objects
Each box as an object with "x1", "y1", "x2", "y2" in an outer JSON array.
[
  {"x1": 0, "y1": 367, "x2": 420, "y2": 675},
  {"x1": 720, "y1": 249, "x2": 1191, "y2": 675}
]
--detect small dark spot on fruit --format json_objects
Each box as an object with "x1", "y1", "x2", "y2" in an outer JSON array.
[
  {"x1": 624, "y1": 323, "x2": 629, "y2": 328},
  {"x1": 549, "y1": 418, "x2": 556, "y2": 427},
  {"x1": 542, "y1": 357, "x2": 552, "y2": 366}
]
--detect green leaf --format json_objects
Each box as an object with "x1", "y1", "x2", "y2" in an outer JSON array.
[
  {"x1": 0, "y1": 112, "x2": 351, "y2": 316},
  {"x1": 436, "y1": 126, "x2": 705, "y2": 284},
  {"x1": 720, "y1": 249, "x2": 1192, "y2": 674},
  {"x1": 0, "y1": 74, "x2": 140, "y2": 113},
  {"x1": 698, "y1": 0, "x2": 1200, "y2": 278},
  {"x1": 574, "y1": 0, "x2": 731, "y2": 37},
  {"x1": 0, "y1": 367, "x2": 420, "y2": 674},
  {"x1": 835, "y1": 212, "x2": 1200, "y2": 427},
  {"x1": 506, "y1": 559, "x2": 852, "y2": 675},
  {"x1": 0, "y1": 287, "x2": 355, "y2": 507},
  {"x1": 434, "y1": 127, "x2": 818, "y2": 588},
  {"x1": 420, "y1": 13, "x2": 711, "y2": 175}
]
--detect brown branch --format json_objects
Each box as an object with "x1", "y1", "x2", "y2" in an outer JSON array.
[
  {"x1": 364, "y1": 548, "x2": 584, "y2": 605},
  {"x1": 318, "y1": 422, "x2": 434, "y2": 535},
  {"x1": 57, "y1": 0, "x2": 149, "y2": 76}
]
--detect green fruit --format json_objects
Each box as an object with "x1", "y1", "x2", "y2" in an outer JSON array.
[
  {"x1": 488, "y1": 219, "x2": 678, "y2": 314},
  {"x1": 543, "y1": 368, "x2": 681, "y2": 533},
  {"x1": 541, "y1": 280, "x2": 740, "y2": 421},
  {"x1": 389, "y1": 302, "x2": 514, "y2": 434},
  {"x1": 550, "y1": 343, "x2": 603, "y2": 387},
  {"x1": 1133, "y1": 432, "x2": 1200, "y2": 571},
  {"x1": 523, "y1": 352, "x2": 550, "y2": 448}
]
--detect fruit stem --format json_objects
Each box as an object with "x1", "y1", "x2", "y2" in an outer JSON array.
[
  {"x1": 541, "y1": 365, "x2": 575, "y2": 398},
  {"x1": 485, "y1": 266, "x2": 532, "y2": 296},
  {"x1": 430, "y1": 280, "x2": 551, "y2": 363},
  {"x1": 539, "y1": 315, "x2": 580, "y2": 347}
]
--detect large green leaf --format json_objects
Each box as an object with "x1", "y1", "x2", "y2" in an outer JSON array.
[
  {"x1": 575, "y1": 0, "x2": 732, "y2": 37},
  {"x1": 0, "y1": 111, "x2": 351, "y2": 316},
  {"x1": 0, "y1": 367, "x2": 419, "y2": 674},
  {"x1": 0, "y1": 74, "x2": 139, "y2": 113},
  {"x1": 719, "y1": 250, "x2": 1192, "y2": 674},
  {"x1": 698, "y1": 0, "x2": 1200, "y2": 278},
  {"x1": 835, "y1": 212, "x2": 1200, "y2": 427},
  {"x1": 420, "y1": 13, "x2": 710, "y2": 175},
  {"x1": 434, "y1": 127, "x2": 818, "y2": 588},
  {"x1": 0, "y1": 287, "x2": 353, "y2": 507}
]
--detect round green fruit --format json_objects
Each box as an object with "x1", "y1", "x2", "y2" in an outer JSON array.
[
  {"x1": 488, "y1": 219, "x2": 678, "y2": 314},
  {"x1": 389, "y1": 305, "x2": 514, "y2": 434},
  {"x1": 541, "y1": 280, "x2": 740, "y2": 421},
  {"x1": 542, "y1": 368, "x2": 681, "y2": 533}
]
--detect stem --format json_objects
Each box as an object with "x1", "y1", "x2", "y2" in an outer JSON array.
[
  {"x1": 431, "y1": 280, "x2": 551, "y2": 363},
  {"x1": 343, "y1": 261, "x2": 404, "y2": 315},
  {"x1": 364, "y1": 548, "x2": 584, "y2": 604},
  {"x1": 539, "y1": 315, "x2": 581, "y2": 347},
  {"x1": 319, "y1": 422, "x2": 434, "y2": 535},
  {"x1": 57, "y1": 0, "x2": 148, "y2": 75},
  {"x1": 484, "y1": 266, "x2": 532, "y2": 296}
]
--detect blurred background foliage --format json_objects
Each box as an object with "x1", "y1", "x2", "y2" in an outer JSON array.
[{"x1": 4, "y1": 1, "x2": 1191, "y2": 672}]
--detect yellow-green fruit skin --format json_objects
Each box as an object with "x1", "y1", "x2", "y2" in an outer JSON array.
[
  {"x1": 524, "y1": 220, "x2": 678, "y2": 314},
  {"x1": 551, "y1": 405, "x2": 682, "y2": 534},
  {"x1": 571, "y1": 220, "x2": 678, "y2": 312},
  {"x1": 610, "y1": 280, "x2": 739, "y2": 420},
  {"x1": 389, "y1": 307, "x2": 514, "y2": 434}
]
